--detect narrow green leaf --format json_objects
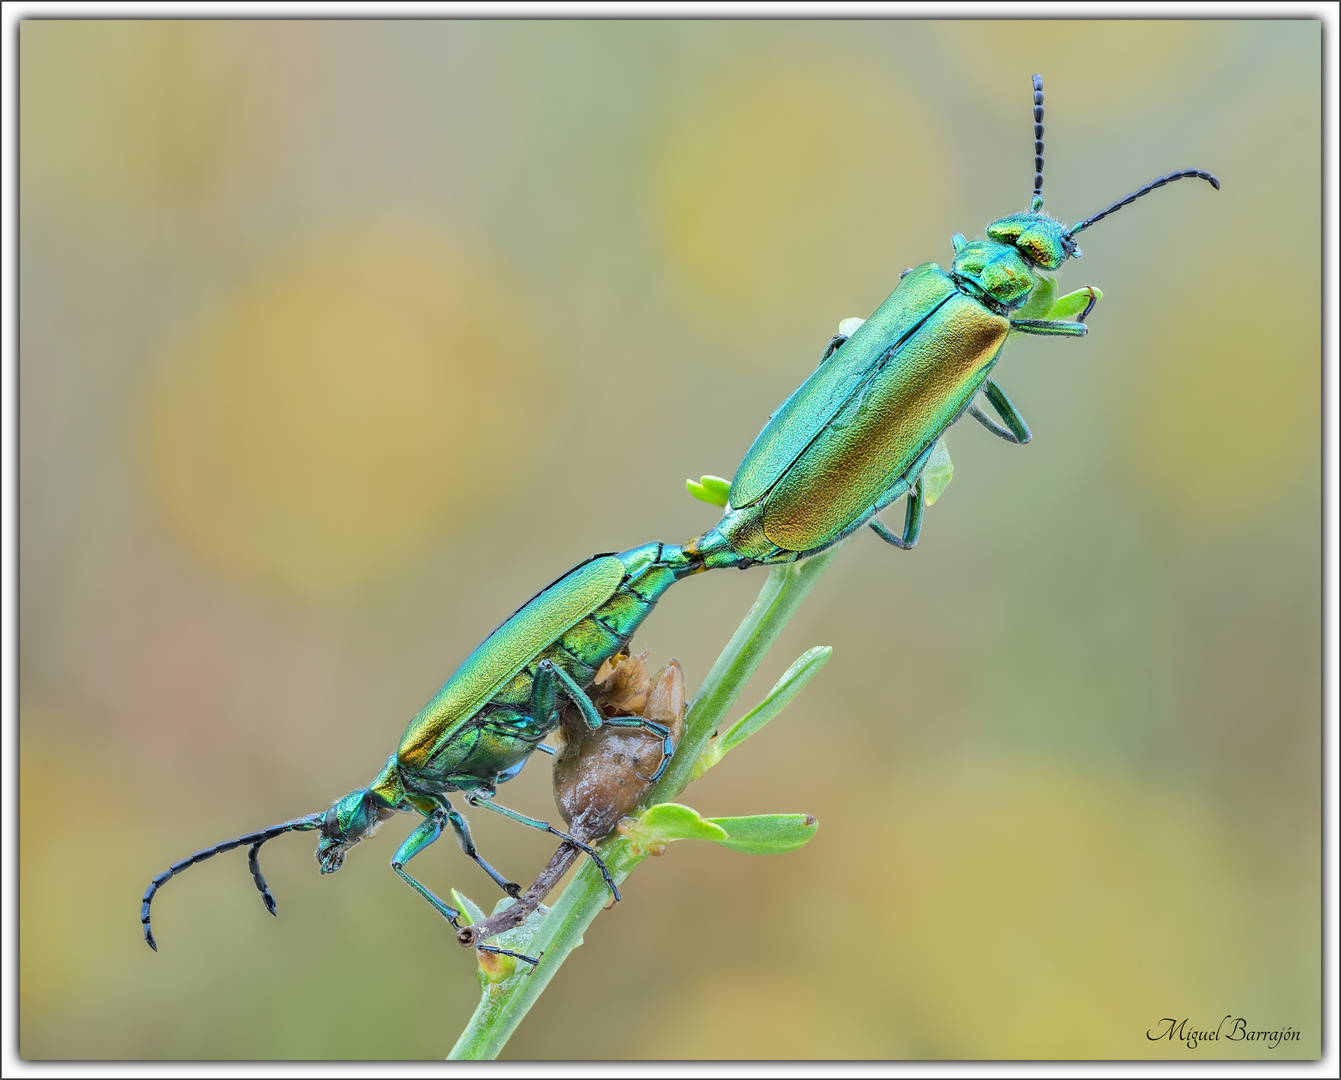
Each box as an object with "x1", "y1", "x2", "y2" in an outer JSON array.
[
  {"x1": 493, "y1": 903, "x2": 556, "y2": 955},
  {"x1": 451, "y1": 889, "x2": 488, "y2": 927},
  {"x1": 1019, "y1": 272, "x2": 1057, "y2": 319},
  {"x1": 923, "y1": 439, "x2": 953, "y2": 506},
  {"x1": 700, "y1": 646, "x2": 832, "y2": 771},
  {"x1": 686, "y1": 474, "x2": 732, "y2": 508},
  {"x1": 705, "y1": 813, "x2": 819, "y2": 855},
  {"x1": 624, "y1": 803, "x2": 727, "y2": 851}
]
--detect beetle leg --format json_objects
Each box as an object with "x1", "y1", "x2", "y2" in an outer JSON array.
[
  {"x1": 970, "y1": 379, "x2": 1032, "y2": 444},
  {"x1": 536, "y1": 659, "x2": 602, "y2": 731},
  {"x1": 391, "y1": 814, "x2": 459, "y2": 920},
  {"x1": 444, "y1": 804, "x2": 523, "y2": 898},
  {"x1": 596, "y1": 715, "x2": 676, "y2": 782},
  {"x1": 864, "y1": 432, "x2": 942, "y2": 551},
  {"x1": 814, "y1": 332, "x2": 848, "y2": 371},
  {"x1": 869, "y1": 478, "x2": 924, "y2": 550},
  {"x1": 531, "y1": 658, "x2": 560, "y2": 722},
  {"x1": 396, "y1": 806, "x2": 521, "y2": 902},
  {"x1": 541, "y1": 659, "x2": 676, "y2": 779},
  {"x1": 1009, "y1": 316, "x2": 1087, "y2": 337},
  {"x1": 391, "y1": 818, "x2": 538, "y2": 964},
  {"x1": 463, "y1": 793, "x2": 623, "y2": 904}
]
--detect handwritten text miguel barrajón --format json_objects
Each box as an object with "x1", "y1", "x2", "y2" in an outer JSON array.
[{"x1": 1147, "y1": 1016, "x2": 1300, "y2": 1050}]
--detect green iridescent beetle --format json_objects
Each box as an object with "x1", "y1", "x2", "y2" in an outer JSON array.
[
  {"x1": 142, "y1": 541, "x2": 696, "y2": 965},
  {"x1": 687, "y1": 74, "x2": 1219, "y2": 569}
]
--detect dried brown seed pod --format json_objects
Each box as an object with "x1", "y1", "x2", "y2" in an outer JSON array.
[
  {"x1": 554, "y1": 654, "x2": 684, "y2": 842},
  {"x1": 457, "y1": 653, "x2": 686, "y2": 950}
]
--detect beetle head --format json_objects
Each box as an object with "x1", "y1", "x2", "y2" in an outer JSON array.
[
  {"x1": 986, "y1": 213, "x2": 1080, "y2": 270},
  {"x1": 316, "y1": 788, "x2": 392, "y2": 873}
]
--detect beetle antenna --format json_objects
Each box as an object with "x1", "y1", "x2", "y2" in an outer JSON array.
[
  {"x1": 1069, "y1": 169, "x2": 1220, "y2": 235},
  {"x1": 142, "y1": 813, "x2": 324, "y2": 951},
  {"x1": 1030, "y1": 74, "x2": 1045, "y2": 212}
]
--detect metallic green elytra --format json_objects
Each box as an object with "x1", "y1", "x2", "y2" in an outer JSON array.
[
  {"x1": 397, "y1": 555, "x2": 627, "y2": 773},
  {"x1": 142, "y1": 73, "x2": 1222, "y2": 973},
  {"x1": 687, "y1": 73, "x2": 1219, "y2": 568},
  {"x1": 142, "y1": 541, "x2": 697, "y2": 966}
]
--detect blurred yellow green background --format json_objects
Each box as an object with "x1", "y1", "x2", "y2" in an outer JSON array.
[{"x1": 18, "y1": 19, "x2": 1320, "y2": 1060}]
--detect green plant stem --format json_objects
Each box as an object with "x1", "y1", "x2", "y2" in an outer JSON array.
[{"x1": 447, "y1": 546, "x2": 840, "y2": 1060}]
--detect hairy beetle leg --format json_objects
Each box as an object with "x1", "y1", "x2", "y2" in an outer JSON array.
[
  {"x1": 594, "y1": 715, "x2": 675, "y2": 782},
  {"x1": 815, "y1": 333, "x2": 848, "y2": 370},
  {"x1": 464, "y1": 793, "x2": 623, "y2": 904},
  {"x1": 477, "y1": 942, "x2": 541, "y2": 967},
  {"x1": 391, "y1": 813, "x2": 476, "y2": 927},
  {"x1": 970, "y1": 379, "x2": 1032, "y2": 445},
  {"x1": 870, "y1": 480, "x2": 924, "y2": 550},
  {"x1": 444, "y1": 805, "x2": 522, "y2": 898},
  {"x1": 1010, "y1": 317, "x2": 1088, "y2": 337}
]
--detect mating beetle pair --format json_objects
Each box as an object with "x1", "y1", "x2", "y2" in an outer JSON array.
[
  {"x1": 143, "y1": 74, "x2": 1218, "y2": 963},
  {"x1": 142, "y1": 542, "x2": 693, "y2": 963}
]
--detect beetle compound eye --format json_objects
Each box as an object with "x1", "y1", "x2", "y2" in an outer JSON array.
[{"x1": 330, "y1": 789, "x2": 376, "y2": 837}]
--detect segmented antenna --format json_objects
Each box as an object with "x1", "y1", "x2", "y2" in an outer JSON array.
[
  {"x1": 1031, "y1": 74, "x2": 1045, "y2": 212},
  {"x1": 1070, "y1": 169, "x2": 1220, "y2": 235},
  {"x1": 141, "y1": 813, "x2": 324, "y2": 951},
  {"x1": 248, "y1": 840, "x2": 277, "y2": 915}
]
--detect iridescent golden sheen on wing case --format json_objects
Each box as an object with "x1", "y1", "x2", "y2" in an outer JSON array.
[
  {"x1": 142, "y1": 74, "x2": 1219, "y2": 972},
  {"x1": 688, "y1": 150, "x2": 1215, "y2": 570},
  {"x1": 759, "y1": 267, "x2": 1009, "y2": 553}
]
